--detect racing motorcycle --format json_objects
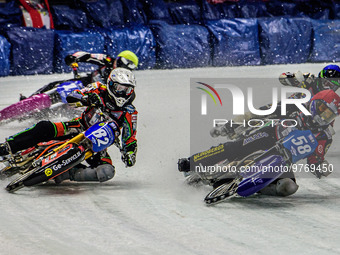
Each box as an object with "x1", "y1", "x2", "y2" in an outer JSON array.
[
  {"x1": 0, "y1": 108, "x2": 120, "y2": 192},
  {"x1": 187, "y1": 129, "x2": 318, "y2": 205},
  {"x1": 0, "y1": 69, "x2": 88, "y2": 123}
]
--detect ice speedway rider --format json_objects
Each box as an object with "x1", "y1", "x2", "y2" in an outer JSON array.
[
  {"x1": 21, "y1": 50, "x2": 139, "y2": 99},
  {"x1": 212, "y1": 64, "x2": 340, "y2": 139},
  {"x1": 0, "y1": 68, "x2": 138, "y2": 183},
  {"x1": 279, "y1": 64, "x2": 340, "y2": 95},
  {"x1": 178, "y1": 89, "x2": 340, "y2": 197}
]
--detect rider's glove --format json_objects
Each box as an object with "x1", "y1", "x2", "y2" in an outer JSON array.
[
  {"x1": 122, "y1": 151, "x2": 136, "y2": 167},
  {"x1": 311, "y1": 160, "x2": 333, "y2": 179},
  {"x1": 279, "y1": 72, "x2": 300, "y2": 87},
  {"x1": 64, "y1": 55, "x2": 77, "y2": 66},
  {"x1": 121, "y1": 145, "x2": 137, "y2": 167},
  {"x1": 103, "y1": 56, "x2": 114, "y2": 67},
  {"x1": 87, "y1": 93, "x2": 103, "y2": 107},
  {"x1": 210, "y1": 124, "x2": 235, "y2": 139}
]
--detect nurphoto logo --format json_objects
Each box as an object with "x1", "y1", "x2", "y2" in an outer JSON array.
[{"x1": 197, "y1": 82, "x2": 312, "y2": 116}]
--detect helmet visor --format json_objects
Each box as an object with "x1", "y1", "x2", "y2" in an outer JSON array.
[
  {"x1": 108, "y1": 81, "x2": 133, "y2": 96},
  {"x1": 322, "y1": 78, "x2": 340, "y2": 91},
  {"x1": 116, "y1": 57, "x2": 137, "y2": 70},
  {"x1": 316, "y1": 101, "x2": 337, "y2": 125}
]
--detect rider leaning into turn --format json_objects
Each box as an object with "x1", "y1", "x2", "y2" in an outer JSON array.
[
  {"x1": 279, "y1": 64, "x2": 340, "y2": 95},
  {"x1": 26, "y1": 50, "x2": 139, "y2": 99},
  {"x1": 64, "y1": 50, "x2": 139, "y2": 84},
  {"x1": 214, "y1": 64, "x2": 340, "y2": 139},
  {"x1": 0, "y1": 68, "x2": 138, "y2": 184},
  {"x1": 179, "y1": 89, "x2": 340, "y2": 197}
]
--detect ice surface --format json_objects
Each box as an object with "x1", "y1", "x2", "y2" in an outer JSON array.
[{"x1": 0, "y1": 64, "x2": 339, "y2": 255}]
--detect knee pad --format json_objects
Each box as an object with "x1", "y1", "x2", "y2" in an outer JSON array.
[
  {"x1": 72, "y1": 167, "x2": 97, "y2": 182},
  {"x1": 276, "y1": 178, "x2": 299, "y2": 197},
  {"x1": 71, "y1": 164, "x2": 115, "y2": 182},
  {"x1": 96, "y1": 164, "x2": 115, "y2": 182}
]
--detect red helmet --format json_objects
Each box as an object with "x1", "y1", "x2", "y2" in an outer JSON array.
[{"x1": 309, "y1": 89, "x2": 340, "y2": 126}]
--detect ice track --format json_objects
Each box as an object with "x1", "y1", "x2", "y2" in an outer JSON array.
[{"x1": 0, "y1": 64, "x2": 340, "y2": 255}]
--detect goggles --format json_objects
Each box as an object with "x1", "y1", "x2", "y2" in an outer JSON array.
[
  {"x1": 315, "y1": 101, "x2": 337, "y2": 125},
  {"x1": 109, "y1": 81, "x2": 134, "y2": 96},
  {"x1": 117, "y1": 57, "x2": 137, "y2": 70},
  {"x1": 322, "y1": 78, "x2": 340, "y2": 91}
]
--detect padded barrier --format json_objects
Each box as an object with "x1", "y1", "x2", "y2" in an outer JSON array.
[
  {"x1": 51, "y1": 5, "x2": 89, "y2": 31},
  {"x1": 206, "y1": 18, "x2": 261, "y2": 66},
  {"x1": 0, "y1": 1, "x2": 22, "y2": 27},
  {"x1": 75, "y1": 0, "x2": 124, "y2": 28},
  {"x1": 54, "y1": 30, "x2": 105, "y2": 73},
  {"x1": 168, "y1": 0, "x2": 202, "y2": 25},
  {"x1": 259, "y1": 18, "x2": 312, "y2": 65},
  {"x1": 120, "y1": 0, "x2": 147, "y2": 25},
  {"x1": 310, "y1": 19, "x2": 340, "y2": 62},
  {"x1": 150, "y1": 21, "x2": 210, "y2": 69},
  {"x1": 140, "y1": 0, "x2": 172, "y2": 24},
  {"x1": 5, "y1": 27, "x2": 54, "y2": 75},
  {"x1": 201, "y1": 1, "x2": 240, "y2": 21},
  {"x1": 0, "y1": 35, "x2": 10, "y2": 76},
  {"x1": 239, "y1": 1, "x2": 268, "y2": 18},
  {"x1": 95, "y1": 25, "x2": 156, "y2": 70}
]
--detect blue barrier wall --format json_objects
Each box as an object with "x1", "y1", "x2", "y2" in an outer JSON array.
[
  {"x1": 6, "y1": 27, "x2": 54, "y2": 75},
  {"x1": 206, "y1": 18, "x2": 261, "y2": 66},
  {"x1": 168, "y1": 0, "x2": 202, "y2": 25},
  {"x1": 1, "y1": 1, "x2": 340, "y2": 76},
  {"x1": 150, "y1": 21, "x2": 210, "y2": 69},
  {"x1": 0, "y1": 35, "x2": 10, "y2": 76},
  {"x1": 310, "y1": 20, "x2": 340, "y2": 62},
  {"x1": 54, "y1": 31, "x2": 105, "y2": 73},
  {"x1": 51, "y1": 5, "x2": 89, "y2": 31},
  {"x1": 259, "y1": 18, "x2": 312, "y2": 65},
  {"x1": 0, "y1": 1, "x2": 22, "y2": 28},
  {"x1": 75, "y1": 0, "x2": 124, "y2": 28}
]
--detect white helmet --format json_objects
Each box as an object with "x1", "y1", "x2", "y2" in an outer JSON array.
[{"x1": 107, "y1": 68, "x2": 136, "y2": 107}]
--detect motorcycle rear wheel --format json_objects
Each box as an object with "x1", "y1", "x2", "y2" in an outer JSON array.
[{"x1": 204, "y1": 179, "x2": 240, "y2": 205}]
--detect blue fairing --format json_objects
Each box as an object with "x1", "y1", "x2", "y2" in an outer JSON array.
[
  {"x1": 237, "y1": 154, "x2": 286, "y2": 197},
  {"x1": 237, "y1": 130, "x2": 318, "y2": 197},
  {"x1": 57, "y1": 80, "x2": 84, "y2": 103},
  {"x1": 84, "y1": 122, "x2": 116, "y2": 152}
]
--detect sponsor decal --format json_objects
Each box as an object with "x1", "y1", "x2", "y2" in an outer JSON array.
[
  {"x1": 242, "y1": 132, "x2": 269, "y2": 146},
  {"x1": 50, "y1": 150, "x2": 83, "y2": 172},
  {"x1": 290, "y1": 146, "x2": 297, "y2": 156},
  {"x1": 126, "y1": 105, "x2": 136, "y2": 114},
  {"x1": 45, "y1": 168, "x2": 53, "y2": 177},
  {"x1": 132, "y1": 114, "x2": 137, "y2": 122},
  {"x1": 193, "y1": 144, "x2": 224, "y2": 162}
]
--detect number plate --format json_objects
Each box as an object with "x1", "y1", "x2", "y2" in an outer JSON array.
[
  {"x1": 85, "y1": 122, "x2": 116, "y2": 152},
  {"x1": 282, "y1": 130, "x2": 318, "y2": 163}
]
